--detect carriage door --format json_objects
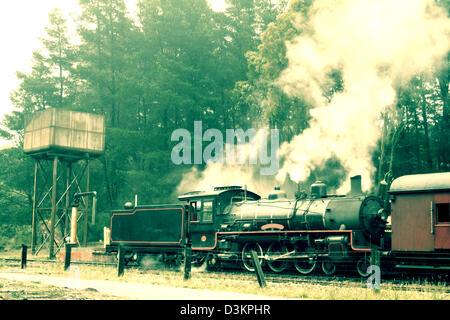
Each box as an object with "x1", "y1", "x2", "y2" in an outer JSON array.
[
  {"x1": 188, "y1": 199, "x2": 217, "y2": 250},
  {"x1": 434, "y1": 194, "x2": 450, "y2": 250}
]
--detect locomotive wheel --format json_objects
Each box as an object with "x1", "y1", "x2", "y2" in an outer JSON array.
[
  {"x1": 206, "y1": 254, "x2": 221, "y2": 271},
  {"x1": 162, "y1": 252, "x2": 183, "y2": 268},
  {"x1": 356, "y1": 256, "x2": 370, "y2": 277},
  {"x1": 192, "y1": 253, "x2": 207, "y2": 267},
  {"x1": 294, "y1": 259, "x2": 317, "y2": 275},
  {"x1": 241, "y1": 242, "x2": 264, "y2": 272},
  {"x1": 294, "y1": 246, "x2": 317, "y2": 275},
  {"x1": 266, "y1": 242, "x2": 289, "y2": 273},
  {"x1": 321, "y1": 260, "x2": 337, "y2": 276}
]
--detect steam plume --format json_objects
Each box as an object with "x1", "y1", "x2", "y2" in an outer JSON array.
[
  {"x1": 276, "y1": 0, "x2": 450, "y2": 192},
  {"x1": 175, "y1": 129, "x2": 278, "y2": 197}
]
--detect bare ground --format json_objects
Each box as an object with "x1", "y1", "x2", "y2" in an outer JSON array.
[{"x1": 0, "y1": 275, "x2": 122, "y2": 300}]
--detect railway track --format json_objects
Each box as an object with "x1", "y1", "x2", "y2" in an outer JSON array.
[
  {"x1": 264, "y1": 274, "x2": 449, "y2": 294},
  {"x1": 205, "y1": 267, "x2": 450, "y2": 294},
  {"x1": 1, "y1": 256, "x2": 448, "y2": 295},
  {"x1": 0, "y1": 257, "x2": 116, "y2": 267}
]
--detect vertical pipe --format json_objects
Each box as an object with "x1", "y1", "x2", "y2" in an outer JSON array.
[
  {"x1": 83, "y1": 159, "x2": 90, "y2": 246},
  {"x1": 21, "y1": 244, "x2": 27, "y2": 269},
  {"x1": 183, "y1": 205, "x2": 191, "y2": 280},
  {"x1": 64, "y1": 243, "x2": 72, "y2": 271},
  {"x1": 184, "y1": 241, "x2": 192, "y2": 280},
  {"x1": 70, "y1": 206, "x2": 78, "y2": 244},
  {"x1": 369, "y1": 248, "x2": 381, "y2": 293},
  {"x1": 64, "y1": 162, "x2": 72, "y2": 237},
  {"x1": 117, "y1": 245, "x2": 125, "y2": 277},
  {"x1": 31, "y1": 161, "x2": 38, "y2": 254},
  {"x1": 49, "y1": 156, "x2": 58, "y2": 259}
]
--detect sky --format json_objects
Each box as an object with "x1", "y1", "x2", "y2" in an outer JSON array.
[{"x1": 0, "y1": 0, "x2": 227, "y2": 148}]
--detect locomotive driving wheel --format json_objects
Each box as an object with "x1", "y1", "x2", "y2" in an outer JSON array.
[
  {"x1": 162, "y1": 252, "x2": 183, "y2": 268},
  {"x1": 321, "y1": 260, "x2": 337, "y2": 276},
  {"x1": 266, "y1": 242, "x2": 289, "y2": 273},
  {"x1": 356, "y1": 256, "x2": 370, "y2": 277},
  {"x1": 241, "y1": 242, "x2": 264, "y2": 272},
  {"x1": 294, "y1": 246, "x2": 317, "y2": 275},
  {"x1": 206, "y1": 253, "x2": 221, "y2": 271},
  {"x1": 294, "y1": 259, "x2": 317, "y2": 275}
]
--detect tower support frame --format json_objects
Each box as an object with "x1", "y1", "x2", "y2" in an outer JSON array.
[{"x1": 30, "y1": 153, "x2": 91, "y2": 259}]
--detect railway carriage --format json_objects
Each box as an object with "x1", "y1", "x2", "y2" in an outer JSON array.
[{"x1": 386, "y1": 172, "x2": 450, "y2": 271}]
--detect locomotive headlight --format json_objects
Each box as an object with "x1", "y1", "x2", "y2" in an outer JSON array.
[{"x1": 378, "y1": 208, "x2": 388, "y2": 221}]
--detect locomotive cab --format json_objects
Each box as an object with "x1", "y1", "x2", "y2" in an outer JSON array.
[{"x1": 178, "y1": 186, "x2": 261, "y2": 250}]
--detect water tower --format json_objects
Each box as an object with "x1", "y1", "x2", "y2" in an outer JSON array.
[{"x1": 23, "y1": 108, "x2": 105, "y2": 258}]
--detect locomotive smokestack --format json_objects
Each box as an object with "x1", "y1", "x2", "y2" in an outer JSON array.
[{"x1": 350, "y1": 175, "x2": 362, "y2": 196}]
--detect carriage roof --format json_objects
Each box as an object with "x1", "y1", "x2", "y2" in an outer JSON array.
[{"x1": 389, "y1": 172, "x2": 450, "y2": 194}]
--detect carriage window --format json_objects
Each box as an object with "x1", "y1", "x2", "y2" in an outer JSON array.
[
  {"x1": 189, "y1": 201, "x2": 198, "y2": 222},
  {"x1": 436, "y1": 203, "x2": 450, "y2": 223},
  {"x1": 202, "y1": 200, "x2": 213, "y2": 223}
]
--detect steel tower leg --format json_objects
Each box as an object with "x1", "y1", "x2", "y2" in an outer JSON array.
[
  {"x1": 83, "y1": 158, "x2": 90, "y2": 246},
  {"x1": 31, "y1": 161, "x2": 38, "y2": 254},
  {"x1": 49, "y1": 156, "x2": 58, "y2": 259}
]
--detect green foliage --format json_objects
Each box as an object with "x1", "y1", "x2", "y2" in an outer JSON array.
[
  {"x1": 0, "y1": 0, "x2": 449, "y2": 248},
  {"x1": 0, "y1": 148, "x2": 34, "y2": 225},
  {"x1": 0, "y1": 225, "x2": 31, "y2": 250},
  {"x1": 231, "y1": 0, "x2": 314, "y2": 140}
]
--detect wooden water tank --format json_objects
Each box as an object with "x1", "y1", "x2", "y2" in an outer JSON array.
[{"x1": 23, "y1": 108, "x2": 105, "y2": 158}]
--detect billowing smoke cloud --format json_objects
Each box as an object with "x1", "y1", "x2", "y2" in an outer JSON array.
[
  {"x1": 276, "y1": 0, "x2": 450, "y2": 192},
  {"x1": 176, "y1": 163, "x2": 276, "y2": 197},
  {"x1": 175, "y1": 129, "x2": 279, "y2": 197},
  {"x1": 175, "y1": 0, "x2": 449, "y2": 197}
]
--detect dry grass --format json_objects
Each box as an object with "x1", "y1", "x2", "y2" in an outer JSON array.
[{"x1": 1, "y1": 258, "x2": 448, "y2": 300}]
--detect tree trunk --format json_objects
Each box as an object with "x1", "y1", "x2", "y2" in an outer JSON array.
[
  {"x1": 388, "y1": 122, "x2": 405, "y2": 179},
  {"x1": 437, "y1": 55, "x2": 449, "y2": 169},
  {"x1": 411, "y1": 106, "x2": 422, "y2": 171},
  {"x1": 420, "y1": 92, "x2": 433, "y2": 171},
  {"x1": 376, "y1": 111, "x2": 389, "y2": 196}
]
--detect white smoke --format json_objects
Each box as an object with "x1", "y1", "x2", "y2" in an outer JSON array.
[
  {"x1": 175, "y1": 129, "x2": 279, "y2": 198},
  {"x1": 176, "y1": 163, "x2": 276, "y2": 197},
  {"x1": 276, "y1": 0, "x2": 450, "y2": 192}
]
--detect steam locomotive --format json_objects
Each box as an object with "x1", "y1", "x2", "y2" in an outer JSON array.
[
  {"x1": 107, "y1": 172, "x2": 450, "y2": 276},
  {"x1": 108, "y1": 175, "x2": 383, "y2": 275}
]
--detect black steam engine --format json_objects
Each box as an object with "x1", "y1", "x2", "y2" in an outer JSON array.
[{"x1": 108, "y1": 175, "x2": 391, "y2": 276}]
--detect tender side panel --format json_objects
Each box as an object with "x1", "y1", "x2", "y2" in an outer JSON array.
[{"x1": 110, "y1": 206, "x2": 184, "y2": 245}]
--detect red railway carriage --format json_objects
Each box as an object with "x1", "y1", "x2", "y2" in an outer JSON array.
[{"x1": 388, "y1": 172, "x2": 450, "y2": 270}]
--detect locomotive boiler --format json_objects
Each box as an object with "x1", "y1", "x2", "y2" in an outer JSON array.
[{"x1": 222, "y1": 176, "x2": 386, "y2": 238}]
